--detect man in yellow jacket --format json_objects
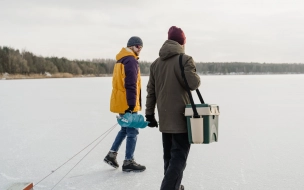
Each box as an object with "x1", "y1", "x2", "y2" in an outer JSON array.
[{"x1": 104, "y1": 36, "x2": 146, "y2": 172}]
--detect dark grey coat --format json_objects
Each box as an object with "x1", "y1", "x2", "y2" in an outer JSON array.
[{"x1": 145, "y1": 40, "x2": 201, "y2": 133}]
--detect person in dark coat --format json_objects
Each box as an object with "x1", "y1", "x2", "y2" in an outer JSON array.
[{"x1": 145, "y1": 26, "x2": 201, "y2": 190}]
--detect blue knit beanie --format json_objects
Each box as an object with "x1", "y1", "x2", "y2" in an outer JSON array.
[{"x1": 127, "y1": 36, "x2": 143, "y2": 47}]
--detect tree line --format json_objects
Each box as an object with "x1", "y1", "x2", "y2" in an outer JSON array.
[
  {"x1": 0, "y1": 46, "x2": 151, "y2": 76},
  {"x1": 1, "y1": 46, "x2": 304, "y2": 76},
  {"x1": 195, "y1": 62, "x2": 304, "y2": 74}
]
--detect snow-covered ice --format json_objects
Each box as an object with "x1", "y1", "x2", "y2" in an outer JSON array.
[{"x1": 1, "y1": 75, "x2": 304, "y2": 190}]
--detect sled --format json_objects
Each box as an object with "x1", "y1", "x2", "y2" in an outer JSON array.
[{"x1": 7, "y1": 182, "x2": 33, "y2": 190}]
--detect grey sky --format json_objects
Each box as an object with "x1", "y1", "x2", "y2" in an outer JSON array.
[{"x1": 1, "y1": 0, "x2": 304, "y2": 63}]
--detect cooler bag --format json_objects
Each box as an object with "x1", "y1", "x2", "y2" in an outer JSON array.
[
  {"x1": 185, "y1": 104, "x2": 220, "y2": 144},
  {"x1": 179, "y1": 54, "x2": 220, "y2": 144}
]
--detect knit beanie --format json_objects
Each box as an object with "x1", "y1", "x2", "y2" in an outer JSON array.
[
  {"x1": 168, "y1": 26, "x2": 186, "y2": 45},
  {"x1": 127, "y1": 36, "x2": 143, "y2": 47}
]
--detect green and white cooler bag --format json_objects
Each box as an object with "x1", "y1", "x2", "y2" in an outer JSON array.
[
  {"x1": 179, "y1": 53, "x2": 220, "y2": 144},
  {"x1": 185, "y1": 104, "x2": 220, "y2": 144}
]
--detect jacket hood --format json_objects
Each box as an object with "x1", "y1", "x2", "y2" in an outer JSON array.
[
  {"x1": 116, "y1": 47, "x2": 138, "y2": 61},
  {"x1": 159, "y1": 40, "x2": 185, "y2": 60}
]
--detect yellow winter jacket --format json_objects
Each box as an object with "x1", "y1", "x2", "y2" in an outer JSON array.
[{"x1": 110, "y1": 48, "x2": 141, "y2": 113}]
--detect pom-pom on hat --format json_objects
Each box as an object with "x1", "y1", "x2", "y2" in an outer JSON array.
[{"x1": 168, "y1": 26, "x2": 186, "y2": 45}]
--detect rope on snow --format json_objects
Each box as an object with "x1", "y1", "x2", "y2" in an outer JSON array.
[{"x1": 33, "y1": 123, "x2": 118, "y2": 189}]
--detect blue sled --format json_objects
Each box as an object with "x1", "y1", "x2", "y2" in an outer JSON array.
[{"x1": 116, "y1": 113, "x2": 148, "y2": 128}]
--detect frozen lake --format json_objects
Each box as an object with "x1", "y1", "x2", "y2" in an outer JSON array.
[{"x1": 1, "y1": 75, "x2": 304, "y2": 190}]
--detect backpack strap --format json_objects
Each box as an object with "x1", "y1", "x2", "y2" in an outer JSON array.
[{"x1": 178, "y1": 54, "x2": 205, "y2": 118}]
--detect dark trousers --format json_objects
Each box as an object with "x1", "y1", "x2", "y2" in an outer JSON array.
[{"x1": 160, "y1": 133, "x2": 191, "y2": 190}]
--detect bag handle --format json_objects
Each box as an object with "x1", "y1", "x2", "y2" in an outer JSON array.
[{"x1": 179, "y1": 54, "x2": 204, "y2": 118}]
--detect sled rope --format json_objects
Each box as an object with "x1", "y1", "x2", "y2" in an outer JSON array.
[{"x1": 33, "y1": 123, "x2": 118, "y2": 188}]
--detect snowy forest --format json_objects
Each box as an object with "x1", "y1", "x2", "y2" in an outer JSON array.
[{"x1": 1, "y1": 46, "x2": 304, "y2": 77}]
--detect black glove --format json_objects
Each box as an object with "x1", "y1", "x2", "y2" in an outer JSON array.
[
  {"x1": 125, "y1": 105, "x2": 135, "y2": 113},
  {"x1": 145, "y1": 114, "x2": 158, "y2": 128}
]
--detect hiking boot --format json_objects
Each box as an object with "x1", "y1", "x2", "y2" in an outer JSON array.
[
  {"x1": 104, "y1": 151, "x2": 119, "y2": 168},
  {"x1": 180, "y1": 185, "x2": 184, "y2": 190},
  {"x1": 122, "y1": 159, "x2": 146, "y2": 172}
]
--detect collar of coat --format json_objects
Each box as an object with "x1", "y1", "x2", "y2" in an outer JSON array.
[{"x1": 116, "y1": 47, "x2": 139, "y2": 61}]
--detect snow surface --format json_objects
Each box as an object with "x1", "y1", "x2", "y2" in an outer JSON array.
[{"x1": 1, "y1": 75, "x2": 304, "y2": 190}]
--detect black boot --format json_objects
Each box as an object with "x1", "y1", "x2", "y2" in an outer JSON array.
[
  {"x1": 104, "y1": 151, "x2": 119, "y2": 168},
  {"x1": 122, "y1": 159, "x2": 146, "y2": 172},
  {"x1": 180, "y1": 185, "x2": 184, "y2": 190}
]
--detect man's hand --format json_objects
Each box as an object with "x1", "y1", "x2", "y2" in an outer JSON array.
[
  {"x1": 125, "y1": 106, "x2": 135, "y2": 113},
  {"x1": 145, "y1": 114, "x2": 158, "y2": 128}
]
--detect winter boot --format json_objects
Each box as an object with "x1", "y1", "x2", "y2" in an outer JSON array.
[
  {"x1": 104, "y1": 151, "x2": 119, "y2": 168},
  {"x1": 122, "y1": 159, "x2": 146, "y2": 172},
  {"x1": 180, "y1": 185, "x2": 184, "y2": 190}
]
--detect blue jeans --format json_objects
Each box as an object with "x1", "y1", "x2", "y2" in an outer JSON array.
[{"x1": 110, "y1": 126, "x2": 139, "y2": 160}]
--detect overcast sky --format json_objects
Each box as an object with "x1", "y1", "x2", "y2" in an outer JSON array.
[{"x1": 1, "y1": 0, "x2": 304, "y2": 63}]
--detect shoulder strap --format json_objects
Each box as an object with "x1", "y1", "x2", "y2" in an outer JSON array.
[{"x1": 179, "y1": 54, "x2": 204, "y2": 118}]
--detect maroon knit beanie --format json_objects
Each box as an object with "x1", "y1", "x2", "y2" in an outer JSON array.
[{"x1": 168, "y1": 26, "x2": 186, "y2": 45}]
